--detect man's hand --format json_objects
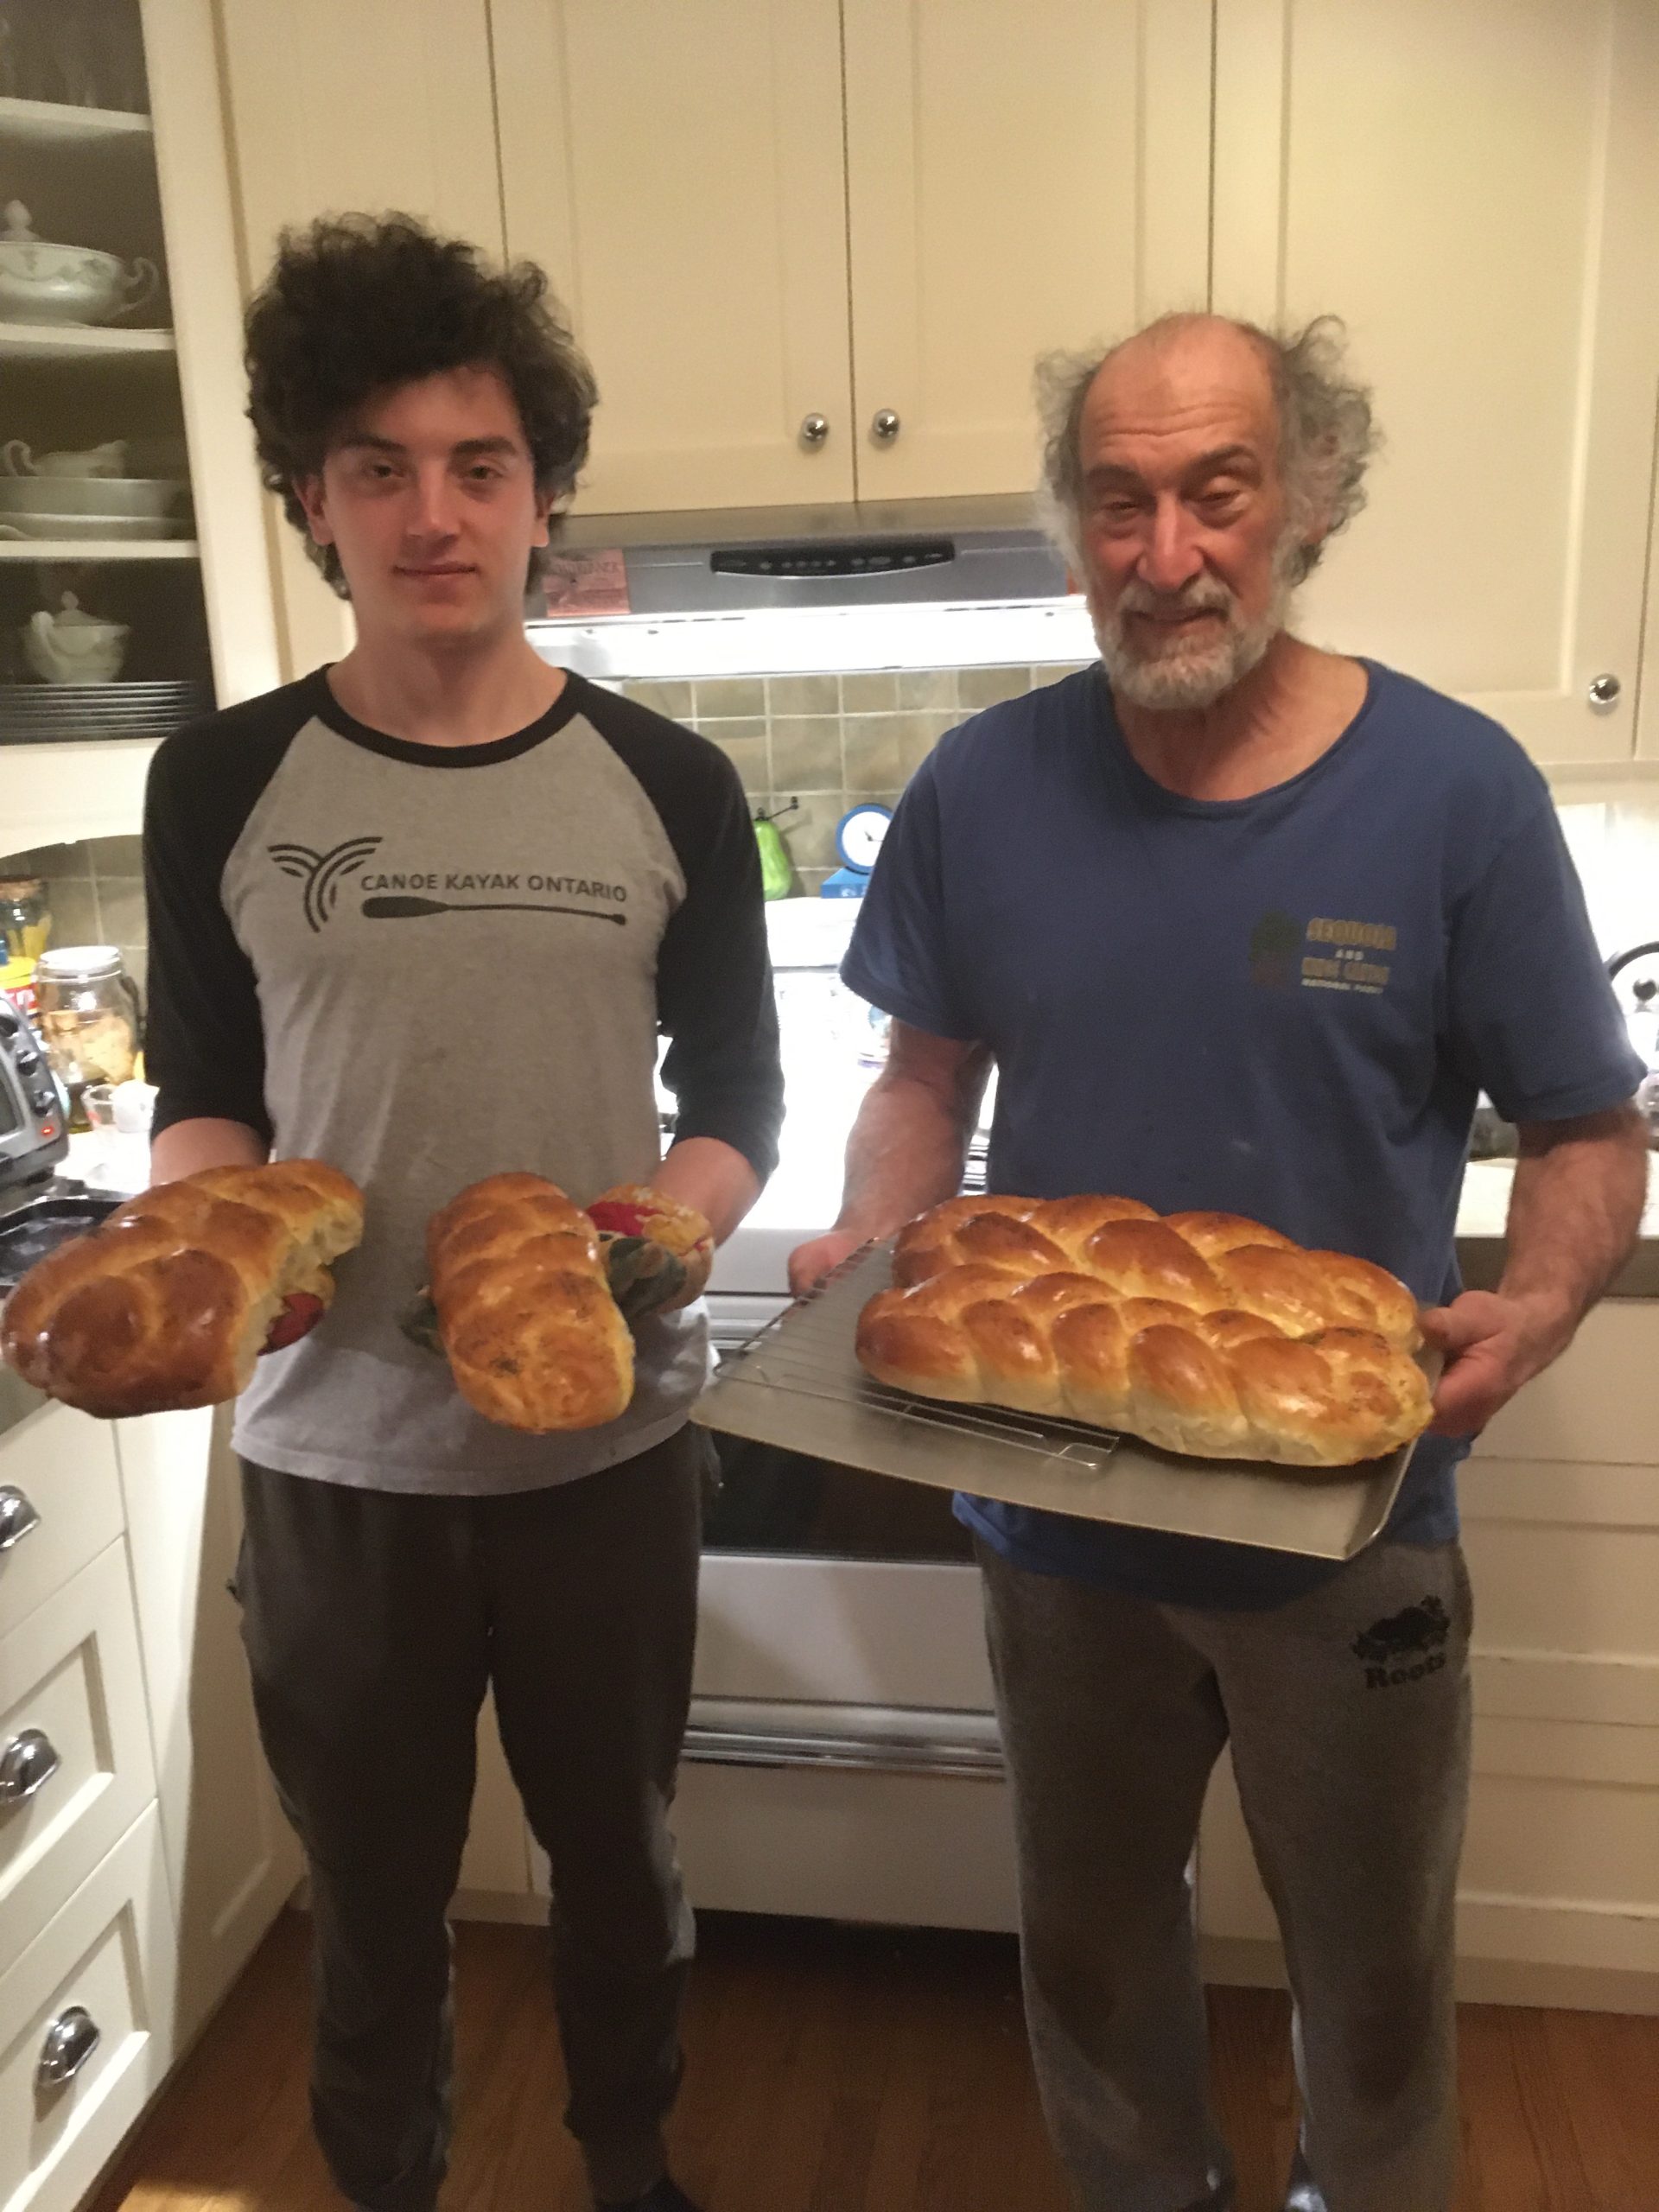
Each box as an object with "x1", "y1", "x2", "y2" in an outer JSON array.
[
  {"x1": 1419, "y1": 1289, "x2": 1573, "y2": 1438},
  {"x1": 788, "y1": 1228, "x2": 868, "y2": 1298},
  {"x1": 786, "y1": 1023, "x2": 993, "y2": 1300}
]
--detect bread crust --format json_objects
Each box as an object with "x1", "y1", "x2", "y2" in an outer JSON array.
[
  {"x1": 857, "y1": 1194, "x2": 1430, "y2": 1468},
  {"x1": 426, "y1": 1173, "x2": 635, "y2": 1432},
  {"x1": 1, "y1": 1160, "x2": 365, "y2": 1418}
]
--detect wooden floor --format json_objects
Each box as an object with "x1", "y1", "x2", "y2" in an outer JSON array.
[{"x1": 92, "y1": 1911, "x2": 1659, "y2": 2212}]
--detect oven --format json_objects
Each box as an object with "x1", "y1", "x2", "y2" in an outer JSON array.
[{"x1": 668, "y1": 915, "x2": 1019, "y2": 1931}]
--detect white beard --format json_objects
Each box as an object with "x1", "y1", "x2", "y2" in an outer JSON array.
[{"x1": 1092, "y1": 553, "x2": 1298, "y2": 712}]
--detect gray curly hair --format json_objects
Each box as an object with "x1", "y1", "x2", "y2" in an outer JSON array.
[{"x1": 1038, "y1": 313, "x2": 1380, "y2": 583}]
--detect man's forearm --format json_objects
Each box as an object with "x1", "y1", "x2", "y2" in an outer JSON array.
[
  {"x1": 833, "y1": 1065, "x2": 981, "y2": 1241},
  {"x1": 653, "y1": 1135, "x2": 761, "y2": 1245},
  {"x1": 1500, "y1": 1105, "x2": 1649, "y2": 1343},
  {"x1": 149, "y1": 1116, "x2": 269, "y2": 1185}
]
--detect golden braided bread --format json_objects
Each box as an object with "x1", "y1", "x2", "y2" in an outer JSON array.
[
  {"x1": 1, "y1": 1160, "x2": 365, "y2": 1418},
  {"x1": 427, "y1": 1173, "x2": 635, "y2": 1432},
  {"x1": 855, "y1": 1194, "x2": 1432, "y2": 1468}
]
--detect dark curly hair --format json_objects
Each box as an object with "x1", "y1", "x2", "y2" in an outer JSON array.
[{"x1": 244, "y1": 213, "x2": 598, "y2": 597}]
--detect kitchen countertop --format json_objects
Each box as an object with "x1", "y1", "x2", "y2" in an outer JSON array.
[{"x1": 1455, "y1": 1157, "x2": 1659, "y2": 1298}]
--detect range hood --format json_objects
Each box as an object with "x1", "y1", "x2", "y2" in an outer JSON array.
[{"x1": 531, "y1": 495, "x2": 1096, "y2": 682}]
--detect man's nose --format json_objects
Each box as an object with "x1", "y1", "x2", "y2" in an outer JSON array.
[
  {"x1": 1137, "y1": 498, "x2": 1204, "y2": 594},
  {"x1": 408, "y1": 466, "x2": 461, "y2": 538}
]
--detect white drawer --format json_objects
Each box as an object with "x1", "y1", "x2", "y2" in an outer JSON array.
[
  {"x1": 0, "y1": 1546, "x2": 156, "y2": 1979},
  {"x1": 0, "y1": 1414, "x2": 124, "y2": 1644},
  {"x1": 0, "y1": 1803, "x2": 175, "y2": 2212}
]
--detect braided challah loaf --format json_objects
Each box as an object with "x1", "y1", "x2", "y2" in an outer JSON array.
[
  {"x1": 855, "y1": 1194, "x2": 1432, "y2": 1468},
  {"x1": 427, "y1": 1173, "x2": 635, "y2": 1432},
  {"x1": 2, "y1": 1160, "x2": 364, "y2": 1418}
]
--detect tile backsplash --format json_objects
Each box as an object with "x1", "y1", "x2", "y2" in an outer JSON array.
[
  {"x1": 1555, "y1": 798, "x2": 1659, "y2": 963},
  {"x1": 0, "y1": 836, "x2": 147, "y2": 1001},
  {"x1": 621, "y1": 662, "x2": 1090, "y2": 893},
  {"x1": 6, "y1": 685, "x2": 1656, "y2": 994}
]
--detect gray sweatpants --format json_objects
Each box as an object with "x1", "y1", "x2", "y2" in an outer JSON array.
[
  {"x1": 977, "y1": 1536, "x2": 1473, "y2": 2212},
  {"x1": 236, "y1": 1428, "x2": 705, "y2": 2212}
]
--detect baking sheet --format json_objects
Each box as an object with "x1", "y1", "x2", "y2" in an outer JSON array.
[
  {"x1": 0, "y1": 1191, "x2": 119, "y2": 1294},
  {"x1": 692, "y1": 1242, "x2": 1438, "y2": 1561}
]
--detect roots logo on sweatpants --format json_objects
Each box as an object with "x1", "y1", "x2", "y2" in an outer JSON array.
[
  {"x1": 1352, "y1": 1596, "x2": 1451, "y2": 1689},
  {"x1": 269, "y1": 837, "x2": 383, "y2": 932}
]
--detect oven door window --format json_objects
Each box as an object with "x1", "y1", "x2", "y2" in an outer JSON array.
[{"x1": 702, "y1": 1429, "x2": 973, "y2": 1562}]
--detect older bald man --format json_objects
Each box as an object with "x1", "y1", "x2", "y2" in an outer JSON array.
[{"x1": 791, "y1": 315, "x2": 1648, "y2": 2212}]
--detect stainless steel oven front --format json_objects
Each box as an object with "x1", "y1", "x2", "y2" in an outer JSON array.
[{"x1": 675, "y1": 1291, "x2": 1019, "y2": 1931}]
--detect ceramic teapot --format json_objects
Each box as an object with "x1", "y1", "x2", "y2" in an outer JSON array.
[
  {"x1": 2, "y1": 437, "x2": 128, "y2": 478},
  {"x1": 22, "y1": 591, "x2": 130, "y2": 684}
]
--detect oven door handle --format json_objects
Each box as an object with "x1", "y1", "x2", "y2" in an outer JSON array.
[{"x1": 681, "y1": 1718, "x2": 1003, "y2": 1782}]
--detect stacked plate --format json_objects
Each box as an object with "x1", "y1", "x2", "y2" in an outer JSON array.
[
  {"x1": 0, "y1": 478, "x2": 194, "y2": 543},
  {"x1": 0, "y1": 680, "x2": 212, "y2": 743}
]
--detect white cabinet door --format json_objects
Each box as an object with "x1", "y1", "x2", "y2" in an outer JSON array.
[
  {"x1": 113, "y1": 1409, "x2": 300, "y2": 2050},
  {"x1": 493, "y1": 0, "x2": 855, "y2": 512},
  {"x1": 455, "y1": 1694, "x2": 531, "y2": 1901},
  {"x1": 1202, "y1": 1307, "x2": 1659, "y2": 2010},
  {"x1": 217, "y1": 0, "x2": 504, "y2": 676},
  {"x1": 142, "y1": 0, "x2": 284, "y2": 714},
  {"x1": 218, "y1": 0, "x2": 504, "y2": 268},
  {"x1": 0, "y1": 1544, "x2": 156, "y2": 1985},
  {"x1": 842, "y1": 0, "x2": 1212, "y2": 501},
  {"x1": 0, "y1": 1804, "x2": 176, "y2": 2212},
  {"x1": 0, "y1": 1410, "x2": 124, "y2": 1648},
  {"x1": 1212, "y1": 0, "x2": 1659, "y2": 768}
]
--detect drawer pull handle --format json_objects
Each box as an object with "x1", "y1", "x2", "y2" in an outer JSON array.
[
  {"x1": 0, "y1": 1727, "x2": 60, "y2": 1806},
  {"x1": 0, "y1": 1484, "x2": 41, "y2": 1553},
  {"x1": 36, "y1": 2005, "x2": 101, "y2": 2089}
]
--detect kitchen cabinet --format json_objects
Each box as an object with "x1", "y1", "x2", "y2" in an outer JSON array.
[
  {"x1": 214, "y1": 0, "x2": 504, "y2": 680},
  {"x1": 1198, "y1": 1300, "x2": 1659, "y2": 2013},
  {"x1": 840, "y1": 0, "x2": 1211, "y2": 502},
  {"x1": 0, "y1": 0, "x2": 282, "y2": 855},
  {"x1": 111, "y1": 1407, "x2": 302, "y2": 2050},
  {"x1": 0, "y1": 1803, "x2": 176, "y2": 2212},
  {"x1": 0, "y1": 1390, "x2": 288, "y2": 2212},
  {"x1": 455, "y1": 1694, "x2": 533, "y2": 1906},
  {"x1": 493, "y1": 0, "x2": 855, "y2": 514},
  {"x1": 1212, "y1": 0, "x2": 1659, "y2": 771},
  {"x1": 491, "y1": 0, "x2": 1210, "y2": 515}
]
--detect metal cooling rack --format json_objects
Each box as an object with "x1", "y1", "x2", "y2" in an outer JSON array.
[{"x1": 693, "y1": 1240, "x2": 1429, "y2": 1561}]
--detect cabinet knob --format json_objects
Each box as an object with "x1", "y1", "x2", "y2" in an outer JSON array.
[
  {"x1": 0, "y1": 1485, "x2": 41, "y2": 1554},
  {"x1": 799, "y1": 413, "x2": 830, "y2": 448},
  {"x1": 871, "y1": 409, "x2": 901, "y2": 443},
  {"x1": 1587, "y1": 672, "x2": 1622, "y2": 709},
  {"x1": 36, "y1": 2005, "x2": 100, "y2": 2090},
  {"x1": 0, "y1": 1727, "x2": 60, "y2": 1807}
]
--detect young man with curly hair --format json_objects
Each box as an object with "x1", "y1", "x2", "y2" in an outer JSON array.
[{"x1": 143, "y1": 214, "x2": 783, "y2": 2212}]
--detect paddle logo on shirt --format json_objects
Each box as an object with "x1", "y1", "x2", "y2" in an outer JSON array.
[
  {"x1": 268, "y1": 836, "x2": 383, "y2": 931},
  {"x1": 267, "y1": 840, "x2": 629, "y2": 931},
  {"x1": 1249, "y1": 910, "x2": 1397, "y2": 995}
]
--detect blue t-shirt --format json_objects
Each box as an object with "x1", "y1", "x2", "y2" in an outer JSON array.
[{"x1": 842, "y1": 661, "x2": 1643, "y2": 1609}]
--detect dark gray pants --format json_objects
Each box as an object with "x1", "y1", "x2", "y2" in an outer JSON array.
[
  {"x1": 237, "y1": 1429, "x2": 704, "y2": 2212},
  {"x1": 978, "y1": 1538, "x2": 1473, "y2": 2212}
]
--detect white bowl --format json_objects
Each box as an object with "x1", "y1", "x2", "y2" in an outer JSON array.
[{"x1": 0, "y1": 475, "x2": 189, "y2": 518}]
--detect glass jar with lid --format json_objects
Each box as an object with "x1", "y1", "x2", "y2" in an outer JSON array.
[
  {"x1": 0, "y1": 875, "x2": 49, "y2": 960},
  {"x1": 35, "y1": 945, "x2": 142, "y2": 1129}
]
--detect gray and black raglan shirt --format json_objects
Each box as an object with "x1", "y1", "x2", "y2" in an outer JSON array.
[{"x1": 143, "y1": 668, "x2": 782, "y2": 1494}]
